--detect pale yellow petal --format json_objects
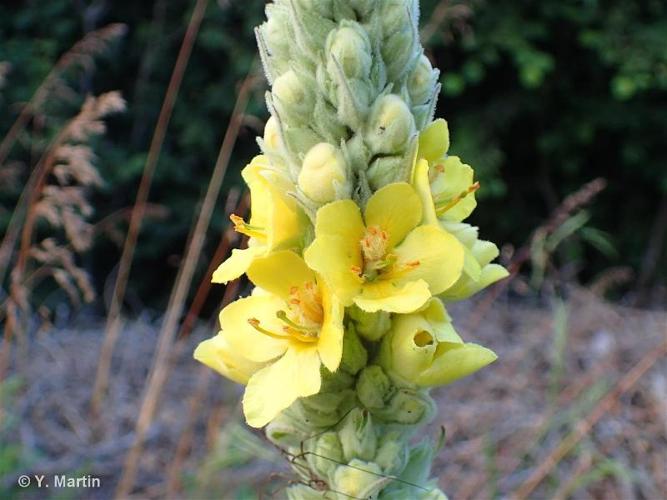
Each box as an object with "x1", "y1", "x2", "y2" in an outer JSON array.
[
  {"x1": 212, "y1": 246, "x2": 264, "y2": 284},
  {"x1": 317, "y1": 282, "x2": 345, "y2": 372},
  {"x1": 304, "y1": 235, "x2": 363, "y2": 306},
  {"x1": 415, "y1": 342, "x2": 497, "y2": 387},
  {"x1": 194, "y1": 333, "x2": 263, "y2": 385},
  {"x1": 243, "y1": 345, "x2": 322, "y2": 427},
  {"x1": 432, "y1": 156, "x2": 477, "y2": 223},
  {"x1": 246, "y1": 250, "x2": 316, "y2": 300},
  {"x1": 220, "y1": 295, "x2": 288, "y2": 362},
  {"x1": 412, "y1": 159, "x2": 439, "y2": 226},
  {"x1": 354, "y1": 279, "x2": 431, "y2": 313},
  {"x1": 392, "y1": 225, "x2": 464, "y2": 295},
  {"x1": 418, "y1": 118, "x2": 449, "y2": 163},
  {"x1": 314, "y1": 199, "x2": 365, "y2": 243},
  {"x1": 364, "y1": 183, "x2": 422, "y2": 248}
]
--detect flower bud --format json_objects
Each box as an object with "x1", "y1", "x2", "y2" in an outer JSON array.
[
  {"x1": 272, "y1": 70, "x2": 315, "y2": 126},
  {"x1": 295, "y1": 0, "x2": 334, "y2": 19},
  {"x1": 365, "y1": 94, "x2": 416, "y2": 155},
  {"x1": 339, "y1": 408, "x2": 377, "y2": 462},
  {"x1": 356, "y1": 365, "x2": 392, "y2": 410},
  {"x1": 381, "y1": 0, "x2": 417, "y2": 38},
  {"x1": 383, "y1": 28, "x2": 418, "y2": 82},
  {"x1": 408, "y1": 55, "x2": 439, "y2": 105},
  {"x1": 367, "y1": 154, "x2": 411, "y2": 191},
  {"x1": 299, "y1": 388, "x2": 357, "y2": 427},
  {"x1": 298, "y1": 142, "x2": 351, "y2": 203},
  {"x1": 340, "y1": 324, "x2": 368, "y2": 375},
  {"x1": 375, "y1": 431, "x2": 409, "y2": 475},
  {"x1": 327, "y1": 22, "x2": 372, "y2": 80},
  {"x1": 333, "y1": 459, "x2": 390, "y2": 499},
  {"x1": 262, "y1": 116, "x2": 283, "y2": 153},
  {"x1": 374, "y1": 388, "x2": 435, "y2": 425},
  {"x1": 308, "y1": 432, "x2": 344, "y2": 478},
  {"x1": 286, "y1": 485, "x2": 326, "y2": 500},
  {"x1": 347, "y1": 305, "x2": 391, "y2": 341}
]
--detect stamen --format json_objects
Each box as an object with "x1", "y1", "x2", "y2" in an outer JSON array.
[
  {"x1": 230, "y1": 214, "x2": 266, "y2": 240},
  {"x1": 248, "y1": 318, "x2": 289, "y2": 340},
  {"x1": 434, "y1": 182, "x2": 480, "y2": 216},
  {"x1": 275, "y1": 311, "x2": 320, "y2": 343}
]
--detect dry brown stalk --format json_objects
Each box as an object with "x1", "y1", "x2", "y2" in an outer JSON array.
[
  {"x1": 0, "y1": 24, "x2": 127, "y2": 286},
  {"x1": 90, "y1": 0, "x2": 209, "y2": 418},
  {"x1": 178, "y1": 190, "x2": 249, "y2": 339},
  {"x1": 466, "y1": 178, "x2": 608, "y2": 334},
  {"x1": 0, "y1": 92, "x2": 125, "y2": 385},
  {"x1": 115, "y1": 69, "x2": 257, "y2": 498},
  {"x1": 165, "y1": 269, "x2": 247, "y2": 498},
  {"x1": 513, "y1": 336, "x2": 667, "y2": 499}
]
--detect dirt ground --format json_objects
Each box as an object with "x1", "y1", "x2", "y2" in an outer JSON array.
[{"x1": 3, "y1": 285, "x2": 666, "y2": 499}]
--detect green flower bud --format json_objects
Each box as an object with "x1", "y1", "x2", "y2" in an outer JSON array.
[
  {"x1": 332, "y1": 0, "x2": 378, "y2": 21},
  {"x1": 339, "y1": 408, "x2": 377, "y2": 462},
  {"x1": 381, "y1": 0, "x2": 418, "y2": 38},
  {"x1": 365, "y1": 94, "x2": 416, "y2": 155},
  {"x1": 375, "y1": 431, "x2": 409, "y2": 475},
  {"x1": 286, "y1": 484, "x2": 325, "y2": 500},
  {"x1": 340, "y1": 325, "x2": 368, "y2": 375},
  {"x1": 298, "y1": 143, "x2": 351, "y2": 203},
  {"x1": 400, "y1": 439, "x2": 435, "y2": 486},
  {"x1": 308, "y1": 431, "x2": 344, "y2": 479},
  {"x1": 366, "y1": 154, "x2": 411, "y2": 191},
  {"x1": 327, "y1": 22, "x2": 372, "y2": 80},
  {"x1": 347, "y1": 305, "x2": 391, "y2": 341},
  {"x1": 356, "y1": 365, "x2": 393, "y2": 410},
  {"x1": 272, "y1": 70, "x2": 315, "y2": 126},
  {"x1": 295, "y1": 0, "x2": 334, "y2": 19},
  {"x1": 299, "y1": 389, "x2": 357, "y2": 427},
  {"x1": 383, "y1": 28, "x2": 418, "y2": 82},
  {"x1": 333, "y1": 459, "x2": 392, "y2": 499},
  {"x1": 374, "y1": 388, "x2": 435, "y2": 425},
  {"x1": 265, "y1": 410, "x2": 311, "y2": 449},
  {"x1": 408, "y1": 54, "x2": 439, "y2": 105},
  {"x1": 262, "y1": 116, "x2": 284, "y2": 154}
]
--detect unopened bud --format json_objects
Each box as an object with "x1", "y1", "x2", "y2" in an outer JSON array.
[
  {"x1": 333, "y1": 459, "x2": 388, "y2": 499},
  {"x1": 348, "y1": 305, "x2": 391, "y2": 341},
  {"x1": 408, "y1": 54, "x2": 439, "y2": 105},
  {"x1": 263, "y1": 116, "x2": 283, "y2": 152},
  {"x1": 375, "y1": 431, "x2": 409, "y2": 475},
  {"x1": 298, "y1": 142, "x2": 351, "y2": 203},
  {"x1": 339, "y1": 408, "x2": 377, "y2": 461},
  {"x1": 308, "y1": 432, "x2": 344, "y2": 478},
  {"x1": 366, "y1": 154, "x2": 411, "y2": 191},
  {"x1": 295, "y1": 0, "x2": 334, "y2": 19},
  {"x1": 366, "y1": 94, "x2": 416, "y2": 155},
  {"x1": 340, "y1": 324, "x2": 368, "y2": 375},
  {"x1": 374, "y1": 388, "x2": 435, "y2": 425},
  {"x1": 327, "y1": 23, "x2": 372, "y2": 79},
  {"x1": 272, "y1": 70, "x2": 315, "y2": 126},
  {"x1": 356, "y1": 365, "x2": 392, "y2": 410}
]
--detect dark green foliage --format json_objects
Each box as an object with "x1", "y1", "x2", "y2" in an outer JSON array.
[{"x1": 1, "y1": 0, "x2": 665, "y2": 310}]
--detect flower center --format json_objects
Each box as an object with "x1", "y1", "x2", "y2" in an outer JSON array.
[
  {"x1": 230, "y1": 214, "x2": 266, "y2": 241},
  {"x1": 247, "y1": 281, "x2": 323, "y2": 344}
]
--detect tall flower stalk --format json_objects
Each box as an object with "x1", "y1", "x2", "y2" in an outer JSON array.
[{"x1": 195, "y1": 1, "x2": 508, "y2": 497}]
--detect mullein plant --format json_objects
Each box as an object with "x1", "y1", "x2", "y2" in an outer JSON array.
[{"x1": 195, "y1": 1, "x2": 508, "y2": 498}]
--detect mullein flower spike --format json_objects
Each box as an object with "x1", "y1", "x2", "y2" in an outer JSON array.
[{"x1": 195, "y1": 1, "x2": 507, "y2": 497}]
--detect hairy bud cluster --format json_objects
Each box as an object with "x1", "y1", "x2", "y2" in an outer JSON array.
[{"x1": 256, "y1": 0, "x2": 440, "y2": 210}]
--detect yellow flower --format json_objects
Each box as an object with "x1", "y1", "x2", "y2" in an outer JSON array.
[
  {"x1": 200, "y1": 250, "x2": 344, "y2": 428},
  {"x1": 412, "y1": 121, "x2": 509, "y2": 301},
  {"x1": 193, "y1": 331, "x2": 263, "y2": 385},
  {"x1": 211, "y1": 155, "x2": 308, "y2": 284},
  {"x1": 379, "y1": 298, "x2": 497, "y2": 387},
  {"x1": 304, "y1": 182, "x2": 464, "y2": 314}
]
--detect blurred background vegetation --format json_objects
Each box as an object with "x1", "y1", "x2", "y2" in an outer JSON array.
[
  {"x1": 2, "y1": 0, "x2": 665, "y2": 316},
  {"x1": 2, "y1": 1, "x2": 667, "y2": 499}
]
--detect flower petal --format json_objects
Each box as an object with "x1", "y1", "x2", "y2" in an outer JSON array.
[
  {"x1": 412, "y1": 159, "x2": 439, "y2": 226},
  {"x1": 354, "y1": 279, "x2": 431, "y2": 313},
  {"x1": 212, "y1": 246, "x2": 264, "y2": 284},
  {"x1": 247, "y1": 250, "x2": 316, "y2": 300},
  {"x1": 220, "y1": 295, "x2": 288, "y2": 362},
  {"x1": 194, "y1": 333, "x2": 263, "y2": 385},
  {"x1": 305, "y1": 234, "x2": 363, "y2": 306},
  {"x1": 393, "y1": 225, "x2": 464, "y2": 295},
  {"x1": 364, "y1": 183, "x2": 422, "y2": 248},
  {"x1": 415, "y1": 342, "x2": 497, "y2": 387},
  {"x1": 317, "y1": 282, "x2": 345, "y2": 372},
  {"x1": 432, "y1": 156, "x2": 477, "y2": 223},
  {"x1": 314, "y1": 199, "x2": 365, "y2": 243},
  {"x1": 418, "y1": 118, "x2": 449, "y2": 163},
  {"x1": 243, "y1": 345, "x2": 322, "y2": 427}
]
